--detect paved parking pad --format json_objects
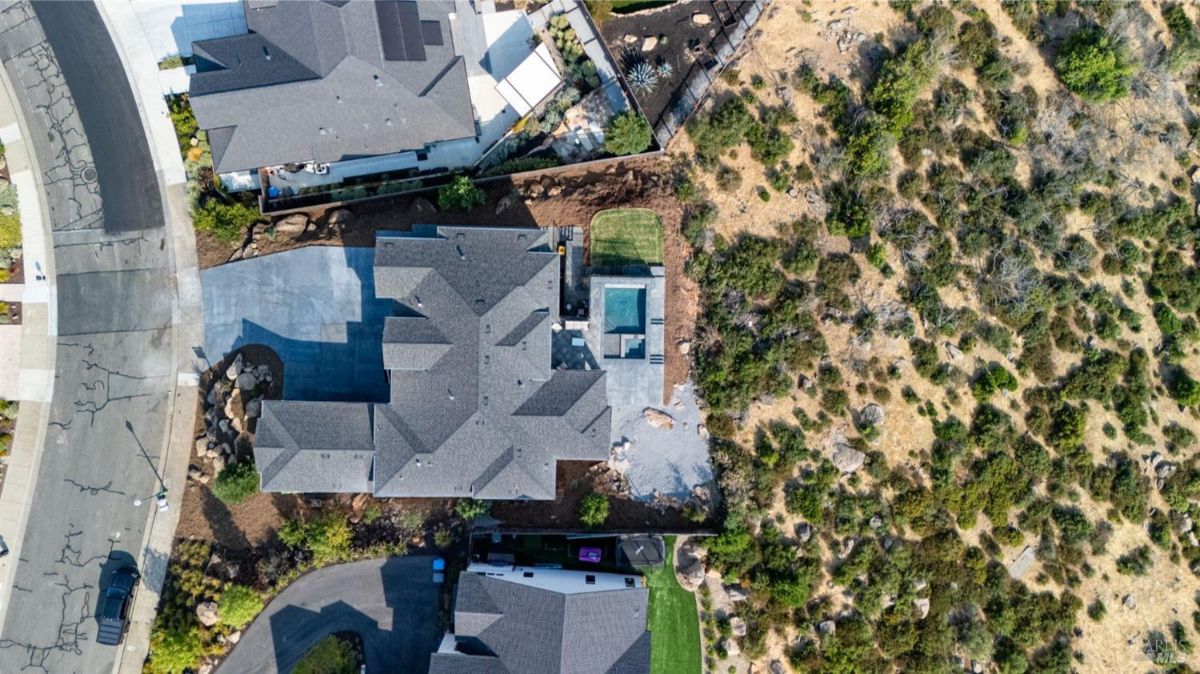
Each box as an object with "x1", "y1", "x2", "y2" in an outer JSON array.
[
  {"x1": 201, "y1": 247, "x2": 391, "y2": 402},
  {"x1": 217, "y1": 556, "x2": 441, "y2": 674}
]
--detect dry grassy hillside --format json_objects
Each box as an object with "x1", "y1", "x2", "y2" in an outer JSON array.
[{"x1": 672, "y1": 1, "x2": 1200, "y2": 672}]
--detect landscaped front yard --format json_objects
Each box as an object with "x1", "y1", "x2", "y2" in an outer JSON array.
[
  {"x1": 645, "y1": 535, "x2": 701, "y2": 674},
  {"x1": 590, "y1": 207, "x2": 663, "y2": 267}
]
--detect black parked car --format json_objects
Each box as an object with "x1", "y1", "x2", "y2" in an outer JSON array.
[{"x1": 96, "y1": 567, "x2": 138, "y2": 646}]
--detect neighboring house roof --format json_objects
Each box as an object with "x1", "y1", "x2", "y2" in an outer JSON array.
[
  {"x1": 253, "y1": 226, "x2": 612, "y2": 499},
  {"x1": 430, "y1": 571, "x2": 651, "y2": 674},
  {"x1": 189, "y1": 0, "x2": 476, "y2": 173}
]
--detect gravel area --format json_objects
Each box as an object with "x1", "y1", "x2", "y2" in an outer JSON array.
[{"x1": 611, "y1": 382, "x2": 713, "y2": 501}]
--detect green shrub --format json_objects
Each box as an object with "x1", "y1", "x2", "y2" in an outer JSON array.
[
  {"x1": 192, "y1": 198, "x2": 259, "y2": 244},
  {"x1": 1087, "y1": 598, "x2": 1106, "y2": 622},
  {"x1": 211, "y1": 459, "x2": 259, "y2": 505},
  {"x1": 1164, "y1": 3, "x2": 1200, "y2": 70},
  {"x1": 146, "y1": 625, "x2": 204, "y2": 674},
  {"x1": 579, "y1": 492, "x2": 610, "y2": 527},
  {"x1": 603, "y1": 111, "x2": 653, "y2": 155},
  {"x1": 1055, "y1": 28, "x2": 1134, "y2": 102},
  {"x1": 1115, "y1": 545, "x2": 1153, "y2": 575},
  {"x1": 1168, "y1": 367, "x2": 1200, "y2": 406},
  {"x1": 218, "y1": 584, "x2": 263, "y2": 629},
  {"x1": 279, "y1": 513, "x2": 353, "y2": 565},
  {"x1": 0, "y1": 212, "x2": 19, "y2": 250},
  {"x1": 438, "y1": 176, "x2": 485, "y2": 212},
  {"x1": 970, "y1": 362, "x2": 1019, "y2": 402},
  {"x1": 455, "y1": 498, "x2": 490, "y2": 521},
  {"x1": 687, "y1": 97, "x2": 754, "y2": 165}
]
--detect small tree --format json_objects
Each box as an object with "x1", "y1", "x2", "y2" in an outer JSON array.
[
  {"x1": 603, "y1": 111, "x2": 652, "y2": 156},
  {"x1": 211, "y1": 459, "x2": 259, "y2": 505},
  {"x1": 438, "y1": 176, "x2": 485, "y2": 212},
  {"x1": 578, "y1": 492, "x2": 610, "y2": 527},
  {"x1": 455, "y1": 498, "x2": 490, "y2": 521},
  {"x1": 218, "y1": 584, "x2": 264, "y2": 629},
  {"x1": 1054, "y1": 28, "x2": 1134, "y2": 102}
]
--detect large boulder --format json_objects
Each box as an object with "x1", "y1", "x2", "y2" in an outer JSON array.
[
  {"x1": 235, "y1": 372, "x2": 259, "y2": 392},
  {"x1": 274, "y1": 213, "x2": 310, "y2": 237},
  {"x1": 678, "y1": 557, "x2": 705, "y2": 591},
  {"x1": 832, "y1": 443, "x2": 865, "y2": 473},
  {"x1": 224, "y1": 354, "x2": 243, "y2": 381},
  {"x1": 224, "y1": 388, "x2": 244, "y2": 422},
  {"x1": 859, "y1": 404, "x2": 885, "y2": 427},
  {"x1": 196, "y1": 601, "x2": 219, "y2": 627},
  {"x1": 913, "y1": 597, "x2": 930, "y2": 619},
  {"x1": 825, "y1": 431, "x2": 865, "y2": 473},
  {"x1": 643, "y1": 408, "x2": 675, "y2": 430},
  {"x1": 730, "y1": 616, "x2": 747, "y2": 637},
  {"x1": 327, "y1": 208, "x2": 354, "y2": 231},
  {"x1": 1007, "y1": 546, "x2": 1037, "y2": 580}
]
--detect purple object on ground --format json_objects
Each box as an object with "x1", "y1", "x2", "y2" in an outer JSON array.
[{"x1": 579, "y1": 547, "x2": 602, "y2": 563}]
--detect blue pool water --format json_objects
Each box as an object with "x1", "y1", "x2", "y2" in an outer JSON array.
[{"x1": 604, "y1": 287, "x2": 646, "y2": 334}]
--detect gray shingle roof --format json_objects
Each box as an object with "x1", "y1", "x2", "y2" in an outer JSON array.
[
  {"x1": 255, "y1": 226, "x2": 611, "y2": 498},
  {"x1": 430, "y1": 572, "x2": 651, "y2": 674},
  {"x1": 189, "y1": 0, "x2": 475, "y2": 173},
  {"x1": 253, "y1": 401, "x2": 375, "y2": 492}
]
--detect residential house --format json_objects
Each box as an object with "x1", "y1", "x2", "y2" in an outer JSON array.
[
  {"x1": 429, "y1": 563, "x2": 651, "y2": 673},
  {"x1": 188, "y1": 0, "x2": 564, "y2": 190},
  {"x1": 253, "y1": 226, "x2": 611, "y2": 499}
]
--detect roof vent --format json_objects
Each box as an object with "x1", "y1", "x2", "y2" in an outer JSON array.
[
  {"x1": 319, "y1": 127, "x2": 328, "y2": 135},
  {"x1": 374, "y1": 74, "x2": 382, "y2": 87},
  {"x1": 336, "y1": 95, "x2": 343, "y2": 104},
  {"x1": 447, "y1": 387, "x2": 455, "y2": 401},
  {"x1": 262, "y1": 46, "x2": 271, "y2": 60}
]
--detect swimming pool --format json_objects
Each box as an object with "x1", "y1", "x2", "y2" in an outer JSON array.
[{"x1": 604, "y1": 287, "x2": 646, "y2": 334}]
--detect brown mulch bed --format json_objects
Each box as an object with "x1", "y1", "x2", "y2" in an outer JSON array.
[{"x1": 490, "y1": 461, "x2": 705, "y2": 531}]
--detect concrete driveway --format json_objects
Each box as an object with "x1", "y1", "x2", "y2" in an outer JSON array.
[
  {"x1": 217, "y1": 556, "x2": 442, "y2": 674},
  {"x1": 201, "y1": 246, "x2": 392, "y2": 402}
]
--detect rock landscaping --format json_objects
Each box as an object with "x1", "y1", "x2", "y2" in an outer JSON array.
[{"x1": 193, "y1": 349, "x2": 280, "y2": 490}]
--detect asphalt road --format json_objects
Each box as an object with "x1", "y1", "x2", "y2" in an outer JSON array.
[
  {"x1": 31, "y1": 0, "x2": 162, "y2": 234},
  {"x1": 217, "y1": 557, "x2": 442, "y2": 674},
  {"x1": 0, "y1": 2, "x2": 178, "y2": 671}
]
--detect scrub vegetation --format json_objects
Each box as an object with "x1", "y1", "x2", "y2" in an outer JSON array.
[{"x1": 674, "y1": 0, "x2": 1200, "y2": 671}]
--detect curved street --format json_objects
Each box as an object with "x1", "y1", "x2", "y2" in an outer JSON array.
[
  {"x1": 217, "y1": 557, "x2": 442, "y2": 674},
  {"x1": 0, "y1": 1, "x2": 200, "y2": 671}
]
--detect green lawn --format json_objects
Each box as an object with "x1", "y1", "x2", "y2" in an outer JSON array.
[
  {"x1": 590, "y1": 208, "x2": 664, "y2": 267},
  {"x1": 645, "y1": 535, "x2": 702, "y2": 674}
]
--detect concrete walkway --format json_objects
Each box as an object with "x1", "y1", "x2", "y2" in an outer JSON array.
[{"x1": 217, "y1": 557, "x2": 442, "y2": 674}]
